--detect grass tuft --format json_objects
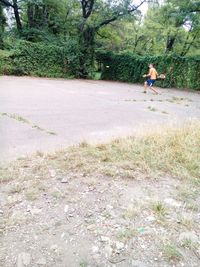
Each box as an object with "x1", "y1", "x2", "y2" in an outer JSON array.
[{"x1": 163, "y1": 244, "x2": 183, "y2": 261}]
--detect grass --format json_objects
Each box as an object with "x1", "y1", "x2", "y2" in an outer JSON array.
[
  {"x1": 25, "y1": 190, "x2": 39, "y2": 201},
  {"x1": 0, "y1": 112, "x2": 57, "y2": 136},
  {"x1": 1, "y1": 121, "x2": 200, "y2": 185},
  {"x1": 51, "y1": 190, "x2": 65, "y2": 199},
  {"x1": 117, "y1": 227, "x2": 137, "y2": 242},
  {"x1": 0, "y1": 112, "x2": 30, "y2": 124},
  {"x1": 79, "y1": 261, "x2": 88, "y2": 267},
  {"x1": 8, "y1": 184, "x2": 23, "y2": 194},
  {"x1": 148, "y1": 106, "x2": 157, "y2": 112},
  {"x1": 152, "y1": 201, "x2": 167, "y2": 218},
  {"x1": 163, "y1": 244, "x2": 183, "y2": 261}
]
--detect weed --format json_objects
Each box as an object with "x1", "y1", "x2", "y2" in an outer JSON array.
[
  {"x1": 8, "y1": 184, "x2": 23, "y2": 194},
  {"x1": 117, "y1": 228, "x2": 137, "y2": 242},
  {"x1": 152, "y1": 201, "x2": 167, "y2": 218},
  {"x1": 51, "y1": 190, "x2": 65, "y2": 199},
  {"x1": 181, "y1": 238, "x2": 196, "y2": 249},
  {"x1": 79, "y1": 261, "x2": 88, "y2": 267},
  {"x1": 163, "y1": 244, "x2": 183, "y2": 261},
  {"x1": 148, "y1": 106, "x2": 157, "y2": 112},
  {"x1": 25, "y1": 190, "x2": 38, "y2": 201}
]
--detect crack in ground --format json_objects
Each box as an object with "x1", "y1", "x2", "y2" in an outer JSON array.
[{"x1": 0, "y1": 112, "x2": 57, "y2": 136}]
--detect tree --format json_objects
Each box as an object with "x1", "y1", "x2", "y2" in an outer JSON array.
[
  {"x1": 141, "y1": 0, "x2": 200, "y2": 55},
  {"x1": 0, "y1": 3, "x2": 6, "y2": 48},
  {"x1": 0, "y1": 0, "x2": 22, "y2": 31},
  {"x1": 77, "y1": 0, "x2": 147, "y2": 77}
]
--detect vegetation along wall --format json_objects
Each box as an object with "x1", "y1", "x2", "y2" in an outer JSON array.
[
  {"x1": 0, "y1": 40, "x2": 80, "y2": 78},
  {"x1": 97, "y1": 52, "x2": 200, "y2": 90}
]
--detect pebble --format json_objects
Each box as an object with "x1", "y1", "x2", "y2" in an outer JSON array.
[
  {"x1": 131, "y1": 260, "x2": 148, "y2": 267},
  {"x1": 115, "y1": 241, "x2": 125, "y2": 250},
  {"x1": 61, "y1": 178, "x2": 69, "y2": 183},
  {"x1": 50, "y1": 244, "x2": 58, "y2": 251},
  {"x1": 64, "y1": 205, "x2": 69, "y2": 213},
  {"x1": 145, "y1": 216, "x2": 155, "y2": 223},
  {"x1": 100, "y1": 236, "x2": 110, "y2": 243},
  {"x1": 104, "y1": 245, "x2": 113, "y2": 257},
  {"x1": 92, "y1": 246, "x2": 99, "y2": 253},
  {"x1": 87, "y1": 224, "x2": 96, "y2": 231},
  {"x1": 17, "y1": 252, "x2": 31, "y2": 267},
  {"x1": 31, "y1": 208, "x2": 42, "y2": 216},
  {"x1": 50, "y1": 170, "x2": 56, "y2": 177},
  {"x1": 0, "y1": 210, "x2": 3, "y2": 215},
  {"x1": 36, "y1": 258, "x2": 46, "y2": 265}
]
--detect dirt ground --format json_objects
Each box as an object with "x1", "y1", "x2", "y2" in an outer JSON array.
[
  {"x1": 0, "y1": 76, "x2": 200, "y2": 267},
  {"x1": 0, "y1": 76, "x2": 200, "y2": 162},
  {"x1": 0, "y1": 154, "x2": 200, "y2": 267}
]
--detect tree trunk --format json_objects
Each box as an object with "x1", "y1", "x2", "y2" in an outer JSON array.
[
  {"x1": 13, "y1": 0, "x2": 22, "y2": 31},
  {"x1": 27, "y1": 3, "x2": 34, "y2": 27},
  {"x1": 165, "y1": 35, "x2": 176, "y2": 53},
  {"x1": 79, "y1": 26, "x2": 95, "y2": 78},
  {"x1": 0, "y1": 32, "x2": 4, "y2": 49},
  {"x1": 181, "y1": 32, "x2": 197, "y2": 56}
]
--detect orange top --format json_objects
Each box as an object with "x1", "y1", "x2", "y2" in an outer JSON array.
[{"x1": 149, "y1": 67, "x2": 158, "y2": 80}]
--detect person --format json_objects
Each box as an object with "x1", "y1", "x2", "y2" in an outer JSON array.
[{"x1": 143, "y1": 64, "x2": 159, "y2": 94}]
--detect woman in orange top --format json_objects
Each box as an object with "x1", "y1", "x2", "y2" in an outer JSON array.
[{"x1": 143, "y1": 64, "x2": 159, "y2": 94}]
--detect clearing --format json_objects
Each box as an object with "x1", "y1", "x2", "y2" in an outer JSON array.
[{"x1": 0, "y1": 76, "x2": 200, "y2": 267}]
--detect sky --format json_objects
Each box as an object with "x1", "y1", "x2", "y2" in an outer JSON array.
[{"x1": 138, "y1": 2, "x2": 149, "y2": 14}]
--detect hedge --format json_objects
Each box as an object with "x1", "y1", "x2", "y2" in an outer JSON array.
[
  {"x1": 96, "y1": 52, "x2": 200, "y2": 90},
  {"x1": 0, "y1": 40, "x2": 81, "y2": 78}
]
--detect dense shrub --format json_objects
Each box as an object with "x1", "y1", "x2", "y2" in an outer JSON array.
[
  {"x1": 96, "y1": 52, "x2": 200, "y2": 90},
  {"x1": 0, "y1": 40, "x2": 81, "y2": 78},
  {"x1": 0, "y1": 50, "x2": 13, "y2": 74}
]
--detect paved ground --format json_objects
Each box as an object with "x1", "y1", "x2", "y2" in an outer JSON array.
[{"x1": 0, "y1": 76, "x2": 200, "y2": 162}]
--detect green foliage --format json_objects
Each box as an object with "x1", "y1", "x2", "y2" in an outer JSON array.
[
  {"x1": 97, "y1": 52, "x2": 200, "y2": 90},
  {"x1": 0, "y1": 49, "x2": 13, "y2": 74},
  {"x1": 0, "y1": 40, "x2": 81, "y2": 77}
]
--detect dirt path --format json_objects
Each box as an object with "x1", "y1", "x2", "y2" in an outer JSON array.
[{"x1": 0, "y1": 76, "x2": 200, "y2": 162}]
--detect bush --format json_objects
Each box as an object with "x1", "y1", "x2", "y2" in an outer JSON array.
[
  {"x1": 0, "y1": 40, "x2": 81, "y2": 78},
  {"x1": 96, "y1": 52, "x2": 200, "y2": 90},
  {"x1": 0, "y1": 49, "x2": 13, "y2": 74}
]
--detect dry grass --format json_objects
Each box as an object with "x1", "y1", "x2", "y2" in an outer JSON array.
[{"x1": 1, "y1": 121, "x2": 200, "y2": 184}]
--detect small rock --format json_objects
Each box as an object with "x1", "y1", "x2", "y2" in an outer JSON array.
[
  {"x1": 36, "y1": 258, "x2": 46, "y2": 266},
  {"x1": 50, "y1": 170, "x2": 56, "y2": 177},
  {"x1": 131, "y1": 260, "x2": 148, "y2": 267},
  {"x1": 61, "y1": 178, "x2": 68, "y2": 183},
  {"x1": 92, "y1": 246, "x2": 99, "y2": 253},
  {"x1": 100, "y1": 236, "x2": 110, "y2": 243},
  {"x1": 0, "y1": 210, "x2": 3, "y2": 215},
  {"x1": 17, "y1": 252, "x2": 31, "y2": 267},
  {"x1": 116, "y1": 241, "x2": 125, "y2": 250},
  {"x1": 145, "y1": 216, "x2": 155, "y2": 223},
  {"x1": 87, "y1": 224, "x2": 96, "y2": 231},
  {"x1": 61, "y1": 233, "x2": 66, "y2": 239},
  {"x1": 31, "y1": 208, "x2": 42, "y2": 216},
  {"x1": 50, "y1": 244, "x2": 58, "y2": 251},
  {"x1": 104, "y1": 245, "x2": 113, "y2": 257},
  {"x1": 64, "y1": 205, "x2": 69, "y2": 213},
  {"x1": 179, "y1": 232, "x2": 198, "y2": 245}
]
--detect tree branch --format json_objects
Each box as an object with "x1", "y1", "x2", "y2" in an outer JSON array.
[
  {"x1": 95, "y1": 0, "x2": 146, "y2": 30},
  {"x1": 81, "y1": 0, "x2": 94, "y2": 19},
  {"x1": 0, "y1": 0, "x2": 13, "y2": 7}
]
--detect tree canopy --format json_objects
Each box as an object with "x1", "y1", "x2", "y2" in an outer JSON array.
[{"x1": 0, "y1": 0, "x2": 199, "y2": 76}]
